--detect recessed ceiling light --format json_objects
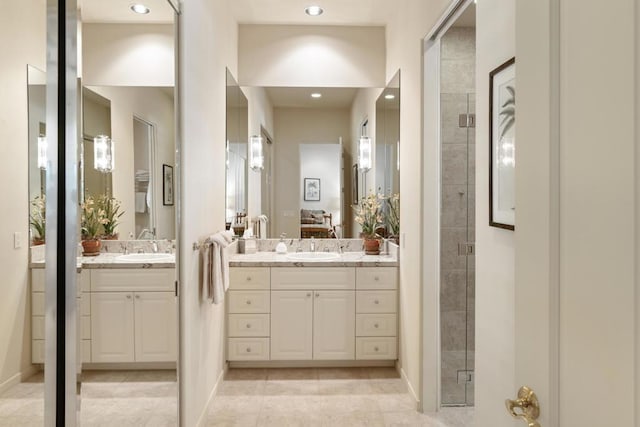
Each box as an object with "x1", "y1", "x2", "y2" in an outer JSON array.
[
  {"x1": 311, "y1": 93, "x2": 322, "y2": 99},
  {"x1": 131, "y1": 4, "x2": 150, "y2": 14},
  {"x1": 305, "y1": 6, "x2": 324, "y2": 16},
  {"x1": 385, "y1": 94, "x2": 395, "y2": 100}
]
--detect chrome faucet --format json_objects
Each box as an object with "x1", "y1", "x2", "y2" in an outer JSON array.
[
  {"x1": 151, "y1": 240, "x2": 158, "y2": 253},
  {"x1": 120, "y1": 242, "x2": 129, "y2": 255},
  {"x1": 310, "y1": 237, "x2": 316, "y2": 253}
]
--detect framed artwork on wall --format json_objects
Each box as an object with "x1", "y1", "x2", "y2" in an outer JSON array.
[
  {"x1": 163, "y1": 164, "x2": 174, "y2": 206},
  {"x1": 489, "y1": 57, "x2": 516, "y2": 230},
  {"x1": 304, "y1": 178, "x2": 321, "y2": 201}
]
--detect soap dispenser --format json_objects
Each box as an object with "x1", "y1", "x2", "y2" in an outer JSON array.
[{"x1": 275, "y1": 233, "x2": 288, "y2": 254}]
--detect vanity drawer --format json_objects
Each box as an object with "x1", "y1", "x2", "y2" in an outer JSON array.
[
  {"x1": 356, "y1": 337, "x2": 397, "y2": 360},
  {"x1": 356, "y1": 314, "x2": 397, "y2": 337},
  {"x1": 31, "y1": 269, "x2": 45, "y2": 292},
  {"x1": 32, "y1": 292, "x2": 44, "y2": 316},
  {"x1": 356, "y1": 291, "x2": 397, "y2": 313},
  {"x1": 91, "y1": 269, "x2": 174, "y2": 292},
  {"x1": 356, "y1": 268, "x2": 398, "y2": 290},
  {"x1": 32, "y1": 316, "x2": 45, "y2": 340},
  {"x1": 227, "y1": 337, "x2": 269, "y2": 361},
  {"x1": 271, "y1": 267, "x2": 355, "y2": 290},
  {"x1": 228, "y1": 291, "x2": 270, "y2": 313},
  {"x1": 230, "y1": 268, "x2": 270, "y2": 290},
  {"x1": 32, "y1": 339, "x2": 45, "y2": 364},
  {"x1": 228, "y1": 314, "x2": 270, "y2": 337}
]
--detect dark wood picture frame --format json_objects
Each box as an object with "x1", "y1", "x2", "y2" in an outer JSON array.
[
  {"x1": 304, "y1": 178, "x2": 321, "y2": 201},
  {"x1": 162, "y1": 164, "x2": 174, "y2": 206},
  {"x1": 489, "y1": 57, "x2": 516, "y2": 230}
]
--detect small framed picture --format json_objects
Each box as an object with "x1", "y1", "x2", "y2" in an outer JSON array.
[
  {"x1": 489, "y1": 57, "x2": 516, "y2": 230},
  {"x1": 304, "y1": 178, "x2": 321, "y2": 201},
  {"x1": 163, "y1": 164, "x2": 174, "y2": 206}
]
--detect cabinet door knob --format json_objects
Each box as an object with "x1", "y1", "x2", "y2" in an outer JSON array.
[
  {"x1": 374, "y1": 323, "x2": 379, "y2": 328},
  {"x1": 374, "y1": 276, "x2": 380, "y2": 281},
  {"x1": 126, "y1": 294, "x2": 131, "y2": 299},
  {"x1": 374, "y1": 299, "x2": 379, "y2": 304},
  {"x1": 246, "y1": 347, "x2": 251, "y2": 353},
  {"x1": 135, "y1": 294, "x2": 140, "y2": 299},
  {"x1": 246, "y1": 276, "x2": 252, "y2": 281},
  {"x1": 246, "y1": 323, "x2": 251, "y2": 329},
  {"x1": 307, "y1": 293, "x2": 311, "y2": 297},
  {"x1": 246, "y1": 300, "x2": 252, "y2": 305},
  {"x1": 315, "y1": 293, "x2": 320, "y2": 297},
  {"x1": 374, "y1": 347, "x2": 379, "y2": 352}
]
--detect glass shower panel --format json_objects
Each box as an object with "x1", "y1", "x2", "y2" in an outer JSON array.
[{"x1": 440, "y1": 92, "x2": 475, "y2": 406}]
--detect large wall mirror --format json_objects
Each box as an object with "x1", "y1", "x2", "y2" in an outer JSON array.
[
  {"x1": 375, "y1": 71, "x2": 400, "y2": 197},
  {"x1": 225, "y1": 69, "x2": 249, "y2": 233}
]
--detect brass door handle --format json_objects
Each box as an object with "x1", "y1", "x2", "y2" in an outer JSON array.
[{"x1": 505, "y1": 386, "x2": 541, "y2": 427}]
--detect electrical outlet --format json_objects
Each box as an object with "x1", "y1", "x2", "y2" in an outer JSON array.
[{"x1": 14, "y1": 232, "x2": 22, "y2": 249}]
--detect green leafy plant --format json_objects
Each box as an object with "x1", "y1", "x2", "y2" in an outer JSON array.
[
  {"x1": 500, "y1": 85, "x2": 515, "y2": 138},
  {"x1": 97, "y1": 194, "x2": 124, "y2": 238},
  {"x1": 30, "y1": 195, "x2": 46, "y2": 243},
  {"x1": 354, "y1": 193, "x2": 384, "y2": 238},
  {"x1": 383, "y1": 193, "x2": 400, "y2": 236},
  {"x1": 81, "y1": 195, "x2": 107, "y2": 240}
]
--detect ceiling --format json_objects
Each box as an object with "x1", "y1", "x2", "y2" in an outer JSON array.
[
  {"x1": 266, "y1": 87, "x2": 359, "y2": 108},
  {"x1": 81, "y1": 0, "x2": 175, "y2": 24},
  {"x1": 231, "y1": 0, "x2": 396, "y2": 26},
  {"x1": 81, "y1": 0, "x2": 397, "y2": 26}
]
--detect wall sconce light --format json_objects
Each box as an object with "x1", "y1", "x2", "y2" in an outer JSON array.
[
  {"x1": 249, "y1": 135, "x2": 264, "y2": 171},
  {"x1": 94, "y1": 135, "x2": 115, "y2": 173},
  {"x1": 37, "y1": 135, "x2": 47, "y2": 170},
  {"x1": 358, "y1": 136, "x2": 372, "y2": 173}
]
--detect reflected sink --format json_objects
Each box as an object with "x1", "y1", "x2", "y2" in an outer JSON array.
[
  {"x1": 115, "y1": 253, "x2": 175, "y2": 263},
  {"x1": 285, "y1": 252, "x2": 341, "y2": 261}
]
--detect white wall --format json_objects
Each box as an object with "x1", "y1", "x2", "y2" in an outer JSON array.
[
  {"x1": 0, "y1": 0, "x2": 45, "y2": 392},
  {"x1": 243, "y1": 86, "x2": 274, "y2": 220},
  {"x1": 386, "y1": 0, "x2": 450, "y2": 407},
  {"x1": 83, "y1": 23, "x2": 174, "y2": 87},
  {"x1": 272, "y1": 107, "x2": 350, "y2": 237},
  {"x1": 88, "y1": 86, "x2": 176, "y2": 240},
  {"x1": 178, "y1": 0, "x2": 238, "y2": 424},
  {"x1": 474, "y1": 0, "x2": 515, "y2": 424},
  {"x1": 300, "y1": 144, "x2": 342, "y2": 226},
  {"x1": 239, "y1": 25, "x2": 386, "y2": 88}
]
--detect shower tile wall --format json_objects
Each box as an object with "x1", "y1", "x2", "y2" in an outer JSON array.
[{"x1": 440, "y1": 26, "x2": 475, "y2": 406}]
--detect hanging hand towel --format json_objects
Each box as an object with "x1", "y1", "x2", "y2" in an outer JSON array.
[{"x1": 135, "y1": 192, "x2": 147, "y2": 213}]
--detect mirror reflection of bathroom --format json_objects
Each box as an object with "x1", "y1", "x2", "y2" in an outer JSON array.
[
  {"x1": 438, "y1": 2, "x2": 476, "y2": 408},
  {"x1": 20, "y1": 1, "x2": 179, "y2": 425},
  {"x1": 231, "y1": 81, "x2": 401, "y2": 239}
]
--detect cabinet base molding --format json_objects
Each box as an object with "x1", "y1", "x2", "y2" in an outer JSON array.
[
  {"x1": 82, "y1": 362, "x2": 176, "y2": 371},
  {"x1": 228, "y1": 360, "x2": 396, "y2": 369},
  {"x1": 0, "y1": 372, "x2": 23, "y2": 395}
]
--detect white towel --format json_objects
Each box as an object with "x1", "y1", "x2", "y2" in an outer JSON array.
[
  {"x1": 135, "y1": 192, "x2": 146, "y2": 213},
  {"x1": 206, "y1": 231, "x2": 234, "y2": 304}
]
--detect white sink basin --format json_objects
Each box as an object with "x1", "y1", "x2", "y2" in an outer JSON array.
[
  {"x1": 285, "y1": 252, "x2": 341, "y2": 261},
  {"x1": 115, "y1": 253, "x2": 175, "y2": 263}
]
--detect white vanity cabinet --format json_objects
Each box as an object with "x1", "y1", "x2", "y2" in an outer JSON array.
[
  {"x1": 270, "y1": 290, "x2": 314, "y2": 360},
  {"x1": 90, "y1": 269, "x2": 176, "y2": 363}
]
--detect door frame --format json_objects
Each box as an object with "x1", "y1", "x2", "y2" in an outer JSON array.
[{"x1": 421, "y1": 0, "x2": 476, "y2": 412}]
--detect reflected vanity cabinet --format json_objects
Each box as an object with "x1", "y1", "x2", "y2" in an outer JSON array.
[
  {"x1": 30, "y1": 268, "x2": 177, "y2": 365},
  {"x1": 226, "y1": 266, "x2": 398, "y2": 363}
]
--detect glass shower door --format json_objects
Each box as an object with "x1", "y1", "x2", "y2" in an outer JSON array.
[{"x1": 440, "y1": 92, "x2": 475, "y2": 406}]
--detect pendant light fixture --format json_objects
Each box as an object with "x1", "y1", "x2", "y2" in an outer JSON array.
[{"x1": 94, "y1": 135, "x2": 115, "y2": 173}]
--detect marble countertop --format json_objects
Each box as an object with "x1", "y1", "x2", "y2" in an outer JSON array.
[
  {"x1": 30, "y1": 253, "x2": 175, "y2": 269},
  {"x1": 229, "y1": 251, "x2": 398, "y2": 267}
]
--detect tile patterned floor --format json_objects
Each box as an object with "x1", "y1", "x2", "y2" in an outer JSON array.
[{"x1": 0, "y1": 368, "x2": 474, "y2": 426}]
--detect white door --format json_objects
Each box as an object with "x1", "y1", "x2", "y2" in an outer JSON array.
[
  {"x1": 313, "y1": 290, "x2": 355, "y2": 360},
  {"x1": 475, "y1": 1, "x2": 639, "y2": 426},
  {"x1": 91, "y1": 292, "x2": 135, "y2": 363},
  {"x1": 134, "y1": 292, "x2": 177, "y2": 362},
  {"x1": 270, "y1": 290, "x2": 313, "y2": 360}
]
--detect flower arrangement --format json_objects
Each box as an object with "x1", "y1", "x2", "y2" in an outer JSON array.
[
  {"x1": 383, "y1": 193, "x2": 400, "y2": 237},
  {"x1": 97, "y1": 194, "x2": 124, "y2": 239},
  {"x1": 30, "y1": 195, "x2": 46, "y2": 245},
  {"x1": 81, "y1": 195, "x2": 107, "y2": 240},
  {"x1": 354, "y1": 193, "x2": 384, "y2": 238}
]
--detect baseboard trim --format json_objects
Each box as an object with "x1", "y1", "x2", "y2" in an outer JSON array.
[
  {"x1": 0, "y1": 372, "x2": 23, "y2": 395},
  {"x1": 196, "y1": 364, "x2": 228, "y2": 427},
  {"x1": 83, "y1": 362, "x2": 176, "y2": 370},
  {"x1": 229, "y1": 360, "x2": 395, "y2": 369},
  {"x1": 399, "y1": 366, "x2": 420, "y2": 410}
]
